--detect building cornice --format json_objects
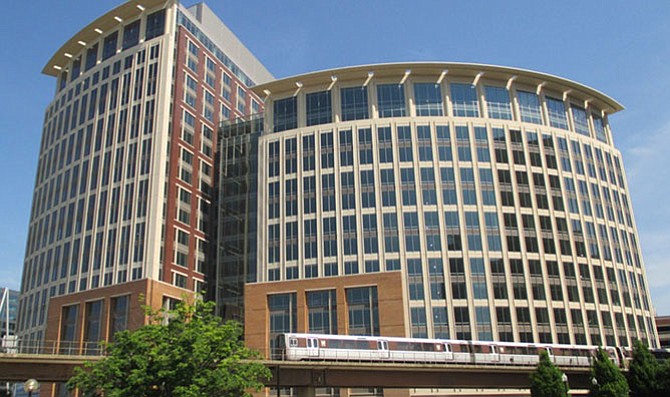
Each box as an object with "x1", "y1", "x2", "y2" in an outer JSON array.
[
  {"x1": 42, "y1": 0, "x2": 171, "y2": 77},
  {"x1": 252, "y1": 62, "x2": 624, "y2": 114}
]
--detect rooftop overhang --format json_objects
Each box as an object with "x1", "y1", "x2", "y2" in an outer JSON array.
[
  {"x1": 253, "y1": 62, "x2": 624, "y2": 114},
  {"x1": 42, "y1": 0, "x2": 170, "y2": 77}
]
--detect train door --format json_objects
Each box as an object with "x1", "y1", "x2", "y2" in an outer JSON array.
[
  {"x1": 545, "y1": 348, "x2": 554, "y2": 363},
  {"x1": 307, "y1": 337, "x2": 319, "y2": 357},
  {"x1": 377, "y1": 340, "x2": 390, "y2": 359},
  {"x1": 444, "y1": 343, "x2": 453, "y2": 360},
  {"x1": 490, "y1": 345, "x2": 500, "y2": 362}
]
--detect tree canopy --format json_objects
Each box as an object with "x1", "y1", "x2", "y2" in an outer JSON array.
[
  {"x1": 589, "y1": 348, "x2": 628, "y2": 397},
  {"x1": 68, "y1": 299, "x2": 270, "y2": 397},
  {"x1": 529, "y1": 350, "x2": 568, "y2": 397},
  {"x1": 628, "y1": 340, "x2": 666, "y2": 397}
]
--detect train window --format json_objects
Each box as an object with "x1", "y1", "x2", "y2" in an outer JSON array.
[
  {"x1": 546, "y1": 348, "x2": 553, "y2": 356},
  {"x1": 453, "y1": 343, "x2": 471, "y2": 353},
  {"x1": 473, "y1": 345, "x2": 492, "y2": 354},
  {"x1": 327, "y1": 339, "x2": 377, "y2": 350},
  {"x1": 394, "y1": 341, "x2": 436, "y2": 351},
  {"x1": 289, "y1": 337, "x2": 298, "y2": 347}
]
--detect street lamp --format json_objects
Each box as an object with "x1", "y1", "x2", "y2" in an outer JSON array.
[
  {"x1": 562, "y1": 373, "x2": 569, "y2": 395},
  {"x1": 23, "y1": 379, "x2": 39, "y2": 397}
]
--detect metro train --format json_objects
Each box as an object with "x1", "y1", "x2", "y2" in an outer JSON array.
[{"x1": 276, "y1": 333, "x2": 668, "y2": 368}]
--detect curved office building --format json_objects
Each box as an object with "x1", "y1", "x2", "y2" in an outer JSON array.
[
  {"x1": 18, "y1": 0, "x2": 271, "y2": 345},
  {"x1": 240, "y1": 63, "x2": 659, "y2": 357}
]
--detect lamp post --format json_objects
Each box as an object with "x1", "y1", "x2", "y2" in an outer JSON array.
[
  {"x1": 561, "y1": 373, "x2": 569, "y2": 395},
  {"x1": 23, "y1": 379, "x2": 39, "y2": 397}
]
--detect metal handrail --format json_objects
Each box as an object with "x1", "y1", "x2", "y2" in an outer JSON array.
[{"x1": 1, "y1": 338, "x2": 105, "y2": 356}]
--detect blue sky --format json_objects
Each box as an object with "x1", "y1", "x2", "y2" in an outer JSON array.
[{"x1": 1, "y1": 1, "x2": 669, "y2": 314}]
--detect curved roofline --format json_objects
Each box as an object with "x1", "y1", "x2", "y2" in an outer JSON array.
[
  {"x1": 253, "y1": 61, "x2": 624, "y2": 114},
  {"x1": 42, "y1": 0, "x2": 170, "y2": 77}
]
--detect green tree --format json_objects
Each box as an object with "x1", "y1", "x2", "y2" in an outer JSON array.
[
  {"x1": 529, "y1": 350, "x2": 568, "y2": 397},
  {"x1": 628, "y1": 340, "x2": 660, "y2": 397},
  {"x1": 589, "y1": 348, "x2": 628, "y2": 397},
  {"x1": 658, "y1": 359, "x2": 670, "y2": 395},
  {"x1": 68, "y1": 299, "x2": 270, "y2": 397}
]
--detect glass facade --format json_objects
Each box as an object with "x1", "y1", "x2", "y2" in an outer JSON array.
[{"x1": 216, "y1": 116, "x2": 262, "y2": 320}]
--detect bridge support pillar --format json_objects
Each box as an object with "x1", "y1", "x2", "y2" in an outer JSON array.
[{"x1": 296, "y1": 386, "x2": 316, "y2": 397}]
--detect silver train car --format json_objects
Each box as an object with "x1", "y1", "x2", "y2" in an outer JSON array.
[{"x1": 277, "y1": 333, "x2": 624, "y2": 368}]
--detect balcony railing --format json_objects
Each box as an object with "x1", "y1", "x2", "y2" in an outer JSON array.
[{"x1": 1, "y1": 337, "x2": 105, "y2": 356}]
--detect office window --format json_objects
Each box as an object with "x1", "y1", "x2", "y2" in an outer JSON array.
[
  {"x1": 411, "y1": 308, "x2": 428, "y2": 338},
  {"x1": 305, "y1": 91, "x2": 332, "y2": 126},
  {"x1": 341, "y1": 86, "x2": 369, "y2": 121},
  {"x1": 102, "y1": 32, "x2": 119, "y2": 61},
  {"x1": 60, "y1": 304, "x2": 79, "y2": 353},
  {"x1": 450, "y1": 83, "x2": 479, "y2": 117},
  {"x1": 546, "y1": 97, "x2": 568, "y2": 129},
  {"x1": 347, "y1": 286, "x2": 379, "y2": 336},
  {"x1": 84, "y1": 300, "x2": 104, "y2": 353},
  {"x1": 572, "y1": 105, "x2": 590, "y2": 136},
  {"x1": 484, "y1": 86, "x2": 512, "y2": 120},
  {"x1": 593, "y1": 115, "x2": 607, "y2": 142},
  {"x1": 85, "y1": 44, "x2": 98, "y2": 71},
  {"x1": 122, "y1": 20, "x2": 141, "y2": 50},
  {"x1": 273, "y1": 97, "x2": 297, "y2": 132},
  {"x1": 414, "y1": 83, "x2": 443, "y2": 116},
  {"x1": 146, "y1": 9, "x2": 166, "y2": 40},
  {"x1": 433, "y1": 307, "x2": 450, "y2": 339},
  {"x1": 377, "y1": 84, "x2": 406, "y2": 117},
  {"x1": 108, "y1": 295, "x2": 129, "y2": 340},
  {"x1": 268, "y1": 293, "x2": 297, "y2": 358},
  {"x1": 307, "y1": 290, "x2": 337, "y2": 334},
  {"x1": 517, "y1": 91, "x2": 542, "y2": 124}
]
